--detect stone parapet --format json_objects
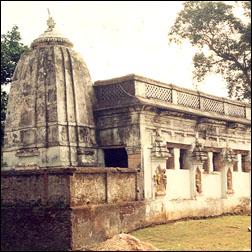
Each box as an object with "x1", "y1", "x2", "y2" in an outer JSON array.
[
  {"x1": 94, "y1": 74, "x2": 251, "y2": 123},
  {"x1": 1, "y1": 167, "x2": 139, "y2": 208}
]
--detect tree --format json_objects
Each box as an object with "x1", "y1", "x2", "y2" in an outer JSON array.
[
  {"x1": 1, "y1": 25, "x2": 28, "y2": 145},
  {"x1": 168, "y1": 1, "x2": 251, "y2": 101}
]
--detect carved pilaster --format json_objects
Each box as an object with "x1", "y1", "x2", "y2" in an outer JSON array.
[
  {"x1": 195, "y1": 167, "x2": 202, "y2": 194},
  {"x1": 153, "y1": 165, "x2": 167, "y2": 196},
  {"x1": 191, "y1": 141, "x2": 208, "y2": 164},
  {"x1": 220, "y1": 148, "x2": 237, "y2": 197},
  {"x1": 151, "y1": 130, "x2": 171, "y2": 158},
  {"x1": 227, "y1": 167, "x2": 234, "y2": 194},
  {"x1": 190, "y1": 141, "x2": 207, "y2": 198}
]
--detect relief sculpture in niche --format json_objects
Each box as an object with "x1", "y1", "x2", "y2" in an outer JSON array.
[
  {"x1": 153, "y1": 165, "x2": 167, "y2": 196},
  {"x1": 195, "y1": 167, "x2": 202, "y2": 194},
  {"x1": 227, "y1": 168, "x2": 233, "y2": 194}
]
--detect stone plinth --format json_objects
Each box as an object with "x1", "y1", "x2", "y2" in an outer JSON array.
[
  {"x1": 1, "y1": 167, "x2": 142, "y2": 251},
  {"x1": 1, "y1": 167, "x2": 250, "y2": 251}
]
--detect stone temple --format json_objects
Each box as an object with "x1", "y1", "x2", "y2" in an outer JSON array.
[
  {"x1": 3, "y1": 15, "x2": 97, "y2": 168},
  {"x1": 1, "y1": 16, "x2": 251, "y2": 251}
]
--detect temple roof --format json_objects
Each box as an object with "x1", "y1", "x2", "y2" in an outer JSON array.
[{"x1": 31, "y1": 12, "x2": 73, "y2": 49}]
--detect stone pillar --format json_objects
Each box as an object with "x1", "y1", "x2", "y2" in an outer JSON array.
[
  {"x1": 173, "y1": 148, "x2": 180, "y2": 170},
  {"x1": 221, "y1": 163, "x2": 229, "y2": 198},
  {"x1": 126, "y1": 146, "x2": 141, "y2": 169},
  {"x1": 190, "y1": 141, "x2": 207, "y2": 199},
  {"x1": 208, "y1": 152, "x2": 214, "y2": 172},
  {"x1": 220, "y1": 148, "x2": 237, "y2": 198},
  {"x1": 151, "y1": 155, "x2": 169, "y2": 199},
  {"x1": 143, "y1": 146, "x2": 152, "y2": 199},
  {"x1": 190, "y1": 159, "x2": 204, "y2": 199},
  {"x1": 171, "y1": 89, "x2": 178, "y2": 104},
  {"x1": 150, "y1": 130, "x2": 171, "y2": 198},
  {"x1": 237, "y1": 154, "x2": 242, "y2": 172},
  {"x1": 245, "y1": 106, "x2": 251, "y2": 120}
]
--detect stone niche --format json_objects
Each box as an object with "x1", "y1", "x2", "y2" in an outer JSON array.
[{"x1": 153, "y1": 165, "x2": 167, "y2": 196}]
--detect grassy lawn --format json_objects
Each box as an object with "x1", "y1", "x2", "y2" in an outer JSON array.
[{"x1": 131, "y1": 215, "x2": 251, "y2": 251}]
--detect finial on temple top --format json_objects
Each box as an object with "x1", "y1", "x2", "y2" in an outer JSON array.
[{"x1": 46, "y1": 8, "x2": 55, "y2": 31}]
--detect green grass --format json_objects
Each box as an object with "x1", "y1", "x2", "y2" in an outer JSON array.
[{"x1": 131, "y1": 215, "x2": 251, "y2": 251}]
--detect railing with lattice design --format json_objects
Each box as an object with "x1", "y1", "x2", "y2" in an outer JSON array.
[
  {"x1": 225, "y1": 103, "x2": 245, "y2": 117},
  {"x1": 145, "y1": 84, "x2": 172, "y2": 103},
  {"x1": 177, "y1": 91, "x2": 200, "y2": 109},
  {"x1": 94, "y1": 75, "x2": 249, "y2": 120},
  {"x1": 95, "y1": 80, "x2": 135, "y2": 106},
  {"x1": 202, "y1": 97, "x2": 225, "y2": 114}
]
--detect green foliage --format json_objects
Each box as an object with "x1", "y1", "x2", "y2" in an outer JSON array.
[
  {"x1": 168, "y1": 1, "x2": 251, "y2": 101},
  {"x1": 1, "y1": 25, "x2": 28, "y2": 145},
  {"x1": 1, "y1": 87, "x2": 8, "y2": 146}
]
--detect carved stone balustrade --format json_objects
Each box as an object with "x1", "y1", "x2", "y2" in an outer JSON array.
[{"x1": 94, "y1": 74, "x2": 251, "y2": 123}]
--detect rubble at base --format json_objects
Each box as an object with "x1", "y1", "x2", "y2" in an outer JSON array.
[{"x1": 85, "y1": 233, "x2": 158, "y2": 251}]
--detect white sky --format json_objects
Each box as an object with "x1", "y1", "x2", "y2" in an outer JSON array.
[{"x1": 1, "y1": 1, "x2": 229, "y2": 97}]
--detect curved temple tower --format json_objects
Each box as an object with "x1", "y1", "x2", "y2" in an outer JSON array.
[{"x1": 2, "y1": 15, "x2": 98, "y2": 168}]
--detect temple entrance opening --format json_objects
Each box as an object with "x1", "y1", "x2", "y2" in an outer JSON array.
[
  {"x1": 179, "y1": 149, "x2": 187, "y2": 169},
  {"x1": 104, "y1": 148, "x2": 128, "y2": 168}
]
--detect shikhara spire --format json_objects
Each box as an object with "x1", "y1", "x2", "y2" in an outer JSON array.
[{"x1": 30, "y1": 10, "x2": 73, "y2": 49}]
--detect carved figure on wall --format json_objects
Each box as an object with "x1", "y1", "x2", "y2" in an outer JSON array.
[
  {"x1": 195, "y1": 167, "x2": 202, "y2": 194},
  {"x1": 227, "y1": 168, "x2": 233, "y2": 193},
  {"x1": 153, "y1": 165, "x2": 167, "y2": 196}
]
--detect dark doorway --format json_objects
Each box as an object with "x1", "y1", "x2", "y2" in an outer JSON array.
[
  {"x1": 241, "y1": 155, "x2": 247, "y2": 172},
  {"x1": 104, "y1": 148, "x2": 128, "y2": 168},
  {"x1": 179, "y1": 149, "x2": 187, "y2": 169},
  {"x1": 213, "y1": 152, "x2": 220, "y2": 171}
]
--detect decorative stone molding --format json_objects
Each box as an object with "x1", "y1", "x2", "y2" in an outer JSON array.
[
  {"x1": 197, "y1": 117, "x2": 226, "y2": 126},
  {"x1": 191, "y1": 141, "x2": 207, "y2": 163},
  {"x1": 153, "y1": 165, "x2": 167, "y2": 196},
  {"x1": 126, "y1": 146, "x2": 141, "y2": 155},
  {"x1": 151, "y1": 130, "x2": 171, "y2": 158},
  {"x1": 221, "y1": 148, "x2": 237, "y2": 164},
  {"x1": 15, "y1": 148, "x2": 40, "y2": 157},
  {"x1": 227, "y1": 122, "x2": 239, "y2": 129}
]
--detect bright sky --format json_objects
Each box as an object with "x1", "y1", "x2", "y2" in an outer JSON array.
[{"x1": 1, "y1": 1, "x2": 229, "y2": 97}]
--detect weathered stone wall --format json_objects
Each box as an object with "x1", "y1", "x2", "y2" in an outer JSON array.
[
  {"x1": 1, "y1": 168, "x2": 250, "y2": 251},
  {"x1": 139, "y1": 108, "x2": 251, "y2": 201},
  {"x1": 1, "y1": 169, "x2": 72, "y2": 207},
  {"x1": 1, "y1": 168, "x2": 140, "y2": 251},
  {"x1": 1, "y1": 207, "x2": 72, "y2": 251},
  {"x1": 70, "y1": 202, "x2": 146, "y2": 250},
  {"x1": 1, "y1": 168, "x2": 138, "y2": 207},
  {"x1": 1, "y1": 167, "x2": 251, "y2": 251},
  {"x1": 95, "y1": 107, "x2": 141, "y2": 151}
]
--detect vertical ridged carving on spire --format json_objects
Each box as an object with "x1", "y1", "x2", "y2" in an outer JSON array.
[{"x1": 2, "y1": 16, "x2": 97, "y2": 169}]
